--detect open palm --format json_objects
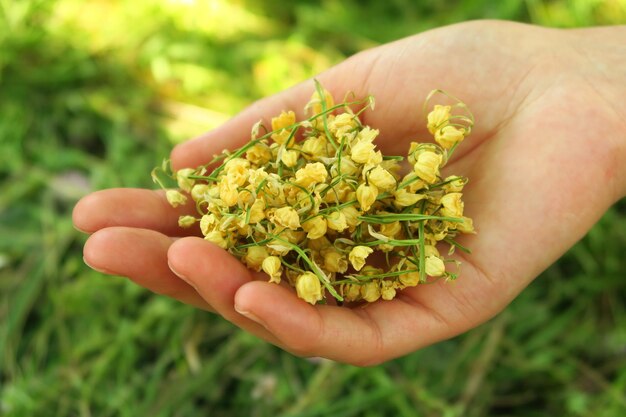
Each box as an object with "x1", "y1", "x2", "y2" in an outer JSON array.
[{"x1": 73, "y1": 21, "x2": 626, "y2": 365}]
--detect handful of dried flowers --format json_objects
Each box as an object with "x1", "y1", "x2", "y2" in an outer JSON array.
[{"x1": 154, "y1": 82, "x2": 475, "y2": 304}]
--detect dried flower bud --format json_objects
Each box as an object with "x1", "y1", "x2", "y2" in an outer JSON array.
[
  {"x1": 349, "y1": 246, "x2": 373, "y2": 271},
  {"x1": 440, "y1": 192, "x2": 464, "y2": 218},
  {"x1": 246, "y1": 143, "x2": 272, "y2": 165},
  {"x1": 176, "y1": 168, "x2": 196, "y2": 192},
  {"x1": 244, "y1": 246, "x2": 269, "y2": 271},
  {"x1": 356, "y1": 183, "x2": 378, "y2": 212},
  {"x1": 272, "y1": 207, "x2": 301, "y2": 230},
  {"x1": 219, "y1": 179, "x2": 239, "y2": 207},
  {"x1": 281, "y1": 149, "x2": 299, "y2": 167},
  {"x1": 361, "y1": 281, "x2": 381, "y2": 302},
  {"x1": 425, "y1": 255, "x2": 445, "y2": 277},
  {"x1": 443, "y1": 175, "x2": 466, "y2": 193},
  {"x1": 323, "y1": 249, "x2": 348, "y2": 273},
  {"x1": 306, "y1": 89, "x2": 334, "y2": 116},
  {"x1": 435, "y1": 125, "x2": 465, "y2": 149},
  {"x1": 427, "y1": 104, "x2": 451, "y2": 134},
  {"x1": 200, "y1": 213, "x2": 217, "y2": 235},
  {"x1": 191, "y1": 183, "x2": 209, "y2": 202},
  {"x1": 393, "y1": 188, "x2": 425, "y2": 207},
  {"x1": 350, "y1": 139, "x2": 376, "y2": 164},
  {"x1": 381, "y1": 280, "x2": 396, "y2": 301},
  {"x1": 302, "y1": 216, "x2": 327, "y2": 240},
  {"x1": 413, "y1": 151, "x2": 443, "y2": 184},
  {"x1": 295, "y1": 162, "x2": 328, "y2": 188},
  {"x1": 271, "y1": 111, "x2": 296, "y2": 145},
  {"x1": 205, "y1": 230, "x2": 228, "y2": 249},
  {"x1": 399, "y1": 271, "x2": 420, "y2": 287},
  {"x1": 295, "y1": 272, "x2": 323, "y2": 304},
  {"x1": 326, "y1": 210, "x2": 348, "y2": 232},
  {"x1": 343, "y1": 284, "x2": 362, "y2": 302},
  {"x1": 178, "y1": 215, "x2": 196, "y2": 228},
  {"x1": 262, "y1": 256, "x2": 282, "y2": 283},
  {"x1": 166, "y1": 190, "x2": 187, "y2": 207},
  {"x1": 301, "y1": 136, "x2": 328, "y2": 160},
  {"x1": 248, "y1": 199, "x2": 266, "y2": 224},
  {"x1": 367, "y1": 165, "x2": 396, "y2": 191},
  {"x1": 455, "y1": 216, "x2": 475, "y2": 233}
]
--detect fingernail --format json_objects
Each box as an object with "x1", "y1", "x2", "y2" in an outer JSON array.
[
  {"x1": 168, "y1": 261, "x2": 197, "y2": 290},
  {"x1": 83, "y1": 257, "x2": 112, "y2": 274},
  {"x1": 235, "y1": 305, "x2": 267, "y2": 328}
]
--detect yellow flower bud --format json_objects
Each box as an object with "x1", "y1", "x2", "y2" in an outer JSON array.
[
  {"x1": 356, "y1": 126, "x2": 379, "y2": 143},
  {"x1": 356, "y1": 183, "x2": 378, "y2": 212},
  {"x1": 246, "y1": 143, "x2": 272, "y2": 165},
  {"x1": 262, "y1": 256, "x2": 282, "y2": 283},
  {"x1": 427, "y1": 104, "x2": 451, "y2": 135},
  {"x1": 343, "y1": 284, "x2": 362, "y2": 302},
  {"x1": 178, "y1": 215, "x2": 196, "y2": 228},
  {"x1": 281, "y1": 149, "x2": 298, "y2": 167},
  {"x1": 306, "y1": 89, "x2": 334, "y2": 116},
  {"x1": 205, "y1": 230, "x2": 228, "y2": 249},
  {"x1": 425, "y1": 255, "x2": 445, "y2": 277},
  {"x1": 191, "y1": 183, "x2": 209, "y2": 202},
  {"x1": 219, "y1": 179, "x2": 239, "y2": 207},
  {"x1": 413, "y1": 151, "x2": 443, "y2": 184},
  {"x1": 224, "y1": 158, "x2": 250, "y2": 186},
  {"x1": 348, "y1": 246, "x2": 373, "y2": 271},
  {"x1": 350, "y1": 139, "x2": 376, "y2": 164},
  {"x1": 176, "y1": 168, "x2": 196, "y2": 192},
  {"x1": 329, "y1": 113, "x2": 358, "y2": 138},
  {"x1": 301, "y1": 136, "x2": 328, "y2": 159},
  {"x1": 399, "y1": 271, "x2": 420, "y2": 287},
  {"x1": 380, "y1": 221, "x2": 401, "y2": 238},
  {"x1": 166, "y1": 190, "x2": 187, "y2": 208},
  {"x1": 330, "y1": 156, "x2": 358, "y2": 177},
  {"x1": 435, "y1": 125, "x2": 465, "y2": 149},
  {"x1": 248, "y1": 198, "x2": 266, "y2": 224},
  {"x1": 323, "y1": 249, "x2": 348, "y2": 273},
  {"x1": 244, "y1": 246, "x2": 269, "y2": 271},
  {"x1": 295, "y1": 272, "x2": 323, "y2": 304},
  {"x1": 393, "y1": 188, "x2": 425, "y2": 207},
  {"x1": 295, "y1": 162, "x2": 328, "y2": 188},
  {"x1": 440, "y1": 192, "x2": 464, "y2": 218},
  {"x1": 360, "y1": 281, "x2": 380, "y2": 302},
  {"x1": 455, "y1": 216, "x2": 475, "y2": 234},
  {"x1": 326, "y1": 210, "x2": 348, "y2": 232},
  {"x1": 272, "y1": 207, "x2": 301, "y2": 230},
  {"x1": 308, "y1": 236, "x2": 331, "y2": 252},
  {"x1": 271, "y1": 110, "x2": 296, "y2": 145},
  {"x1": 302, "y1": 216, "x2": 327, "y2": 240},
  {"x1": 380, "y1": 281, "x2": 396, "y2": 301},
  {"x1": 200, "y1": 214, "x2": 217, "y2": 235},
  {"x1": 367, "y1": 165, "x2": 396, "y2": 191},
  {"x1": 443, "y1": 175, "x2": 466, "y2": 193}
]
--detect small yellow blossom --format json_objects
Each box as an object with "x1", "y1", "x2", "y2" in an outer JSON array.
[
  {"x1": 427, "y1": 104, "x2": 451, "y2": 134},
  {"x1": 306, "y1": 89, "x2": 334, "y2": 116},
  {"x1": 331, "y1": 156, "x2": 358, "y2": 177},
  {"x1": 176, "y1": 168, "x2": 196, "y2": 192},
  {"x1": 443, "y1": 175, "x2": 466, "y2": 193},
  {"x1": 435, "y1": 125, "x2": 465, "y2": 149},
  {"x1": 244, "y1": 246, "x2": 269, "y2": 271},
  {"x1": 301, "y1": 136, "x2": 328, "y2": 159},
  {"x1": 323, "y1": 249, "x2": 348, "y2": 273},
  {"x1": 219, "y1": 179, "x2": 239, "y2": 207},
  {"x1": 200, "y1": 213, "x2": 217, "y2": 235},
  {"x1": 295, "y1": 272, "x2": 323, "y2": 304},
  {"x1": 271, "y1": 110, "x2": 296, "y2": 145},
  {"x1": 295, "y1": 162, "x2": 328, "y2": 188},
  {"x1": 356, "y1": 183, "x2": 378, "y2": 212},
  {"x1": 349, "y1": 246, "x2": 373, "y2": 271},
  {"x1": 343, "y1": 284, "x2": 362, "y2": 302},
  {"x1": 272, "y1": 207, "x2": 301, "y2": 230},
  {"x1": 205, "y1": 230, "x2": 228, "y2": 249},
  {"x1": 393, "y1": 188, "x2": 425, "y2": 207},
  {"x1": 178, "y1": 215, "x2": 196, "y2": 228},
  {"x1": 329, "y1": 113, "x2": 358, "y2": 138},
  {"x1": 262, "y1": 256, "x2": 282, "y2": 283},
  {"x1": 350, "y1": 139, "x2": 377, "y2": 164},
  {"x1": 367, "y1": 165, "x2": 396, "y2": 191},
  {"x1": 413, "y1": 151, "x2": 443, "y2": 184},
  {"x1": 399, "y1": 271, "x2": 420, "y2": 287},
  {"x1": 246, "y1": 143, "x2": 272, "y2": 165},
  {"x1": 380, "y1": 221, "x2": 401, "y2": 238},
  {"x1": 425, "y1": 255, "x2": 446, "y2": 277},
  {"x1": 225, "y1": 158, "x2": 250, "y2": 186},
  {"x1": 381, "y1": 281, "x2": 396, "y2": 301},
  {"x1": 302, "y1": 216, "x2": 327, "y2": 240},
  {"x1": 440, "y1": 192, "x2": 464, "y2": 218},
  {"x1": 191, "y1": 183, "x2": 209, "y2": 202},
  {"x1": 166, "y1": 190, "x2": 187, "y2": 207},
  {"x1": 248, "y1": 199, "x2": 266, "y2": 224},
  {"x1": 326, "y1": 210, "x2": 348, "y2": 232},
  {"x1": 281, "y1": 149, "x2": 299, "y2": 167},
  {"x1": 361, "y1": 281, "x2": 381, "y2": 302},
  {"x1": 455, "y1": 216, "x2": 475, "y2": 233}
]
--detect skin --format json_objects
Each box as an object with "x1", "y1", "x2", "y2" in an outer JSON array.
[{"x1": 73, "y1": 21, "x2": 626, "y2": 366}]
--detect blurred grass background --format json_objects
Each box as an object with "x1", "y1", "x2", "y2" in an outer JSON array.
[{"x1": 1, "y1": 0, "x2": 626, "y2": 416}]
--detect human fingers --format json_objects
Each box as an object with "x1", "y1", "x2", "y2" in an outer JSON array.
[
  {"x1": 83, "y1": 227, "x2": 211, "y2": 311},
  {"x1": 167, "y1": 237, "x2": 285, "y2": 347},
  {"x1": 73, "y1": 188, "x2": 199, "y2": 237},
  {"x1": 231, "y1": 279, "x2": 483, "y2": 366}
]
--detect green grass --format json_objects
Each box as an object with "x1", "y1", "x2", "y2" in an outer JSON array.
[{"x1": 1, "y1": 0, "x2": 626, "y2": 416}]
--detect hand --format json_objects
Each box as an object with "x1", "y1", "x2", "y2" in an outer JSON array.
[{"x1": 73, "y1": 20, "x2": 626, "y2": 365}]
